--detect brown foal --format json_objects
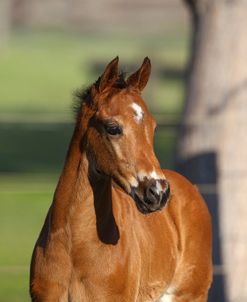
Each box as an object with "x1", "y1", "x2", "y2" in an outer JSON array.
[{"x1": 30, "y1": 57, "x2": 212, "y2": 302}]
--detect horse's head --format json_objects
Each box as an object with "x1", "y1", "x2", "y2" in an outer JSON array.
[{"x1": 77, "y1": 57, "x2": 170, "y2": 214}]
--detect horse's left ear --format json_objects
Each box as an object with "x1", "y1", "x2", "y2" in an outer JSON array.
[
  {"x1": 98, "y1": 56, "x2": 119, "y2": 93},
  {"x1": 126, "y1": 57, "x2": 151, "y2": 92}
]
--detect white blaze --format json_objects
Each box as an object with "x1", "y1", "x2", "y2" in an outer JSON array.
[
  {"x1": 131, "y1": 103, "x2": 144, "y2": 123},
  {"x1": 128, "y1": 176, "x2": 138, "y2": 188}
]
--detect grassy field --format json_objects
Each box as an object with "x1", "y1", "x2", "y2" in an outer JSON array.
[
  {"x1": 0, "y1": 177, "x2": 54, "y2": 302},
  {"x1": 0, "y1": 29, "x2": 188, "y2": 115},
  {"x1": 0, "y1": 29, "x2": 188, "y2": 301}
]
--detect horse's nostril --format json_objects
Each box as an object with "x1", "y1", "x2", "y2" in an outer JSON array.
[
  {"x1": 146, "y1": 184, "x2": 160, "y2": 205},
  {"x1": 149, "y1": 188, "x2": 156, "y2": 197}
]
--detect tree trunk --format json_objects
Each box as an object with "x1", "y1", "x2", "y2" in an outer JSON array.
[{"x1": 177, "y1": 1, "x2": 247, "y2": 301}]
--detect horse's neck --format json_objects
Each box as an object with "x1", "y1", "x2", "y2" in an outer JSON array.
[
  {"x1": 50, "y1": 128, "x2": 119, "y2": 244},
  {"x1": 51, "y1": 128, "x2": 91, "y2": 229}
]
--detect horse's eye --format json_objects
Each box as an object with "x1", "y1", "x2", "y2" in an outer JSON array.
[{"x1": 105, "y1": 124, "x2": 122, "y2": 136}]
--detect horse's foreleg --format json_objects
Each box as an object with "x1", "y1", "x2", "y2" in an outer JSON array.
[{"x1": 30, "y1": 238, "x2": 71, "y2": 302}]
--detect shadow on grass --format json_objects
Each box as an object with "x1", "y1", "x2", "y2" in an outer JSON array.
[
  {"x1": 0, "y1": 122, "x2": 177, "y2": 174},
  {"x1": 0, "y1": 122, "x2": 73, "y2": 173}
]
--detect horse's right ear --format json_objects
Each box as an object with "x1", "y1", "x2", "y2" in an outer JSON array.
[
  {"x1": 97, "y1": 56, "x2": 119, "y2": 93},
  {"x1": 126, "y1": 57, "x2": 151, "y2": 92}
]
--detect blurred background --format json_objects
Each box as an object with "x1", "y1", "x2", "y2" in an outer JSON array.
[{"x1": 0, "y1": 1, "x2": 247, "y2": 301}]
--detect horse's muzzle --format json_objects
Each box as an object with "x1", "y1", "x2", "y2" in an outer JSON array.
[{"x1": 131, "y1": 179, "x2": 170, "y2": 214}]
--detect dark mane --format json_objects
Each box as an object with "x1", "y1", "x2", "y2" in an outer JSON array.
[{"x1": 73, "y1": 72, "x2": 127, "y2": 119}]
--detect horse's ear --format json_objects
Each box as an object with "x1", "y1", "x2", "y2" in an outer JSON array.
[
  {"x1": 126, "y1": 57, "x2": 151, "y2": 92},
  {"x1": 98, "y1": 56, "x2": 119, "y2": 93}
]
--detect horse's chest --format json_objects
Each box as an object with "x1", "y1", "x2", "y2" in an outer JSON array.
[
  {"x1": 136, "y1": 229, "x2": 177, "y2": 301},
  {"x1": 70, "y1": 217, "x2": 177, "y2": 301}
]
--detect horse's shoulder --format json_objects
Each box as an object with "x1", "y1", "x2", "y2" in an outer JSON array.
[
  {"x1": 162, "y1": 169, "x2": 194, "y2": 188},
  {"x1": 161, "y1": 171, "x2": 212, "y2": 293},
  {"x1": 162, "y1": 169, "x2": 201, "y2": 199},
  {"x1": 162, "y1": 169, "x2": 211, "y2": 223}
]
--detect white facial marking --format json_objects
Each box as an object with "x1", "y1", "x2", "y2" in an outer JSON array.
[
  {"x1": 137, "y1": 170, "x2": 165, "y2": 182},
  {"x1": 150, "y1": 170, "x2": 165, "y2": 180},
  {"x1": 150, "y1": 170, "x2": 160, "y2": 180},
  {"x1": 131, "y1": 103, "x2": 144, "y2": 123},
  {"x1": 137, "y1": 170, "x2": 147, "y2": 181},
  {"x1": 129, "y1": 176, "x2": 138, "y2": 188}
]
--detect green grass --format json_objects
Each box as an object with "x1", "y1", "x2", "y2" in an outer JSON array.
[
  {"x1": 0, "y1": 271, "x2": 29, "y2": 302},
  {"x1": 0, "y1": 186, "x2": 54, "y2": 302},
  {"x1": 0, "y1": 29, "x2": 188, "y2": 116},
  {"x1": 0, "y1": 122, "x2": 72, "y2": 173},
  {"x1": 0, "y1": 191, "x2": 52, "y2": 266}
]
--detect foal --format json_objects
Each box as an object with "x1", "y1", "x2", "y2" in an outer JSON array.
[{"x1": 30, "y1": 57, "x2": 212, "y2": 302}]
